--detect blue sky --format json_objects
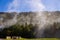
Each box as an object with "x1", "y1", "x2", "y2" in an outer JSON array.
[
  {"x1": 0, "y1": 0, "x2": 60, "y2": 12},
  {"x1": 0, "y1": 0, "x2": 12, "y2": 12}
]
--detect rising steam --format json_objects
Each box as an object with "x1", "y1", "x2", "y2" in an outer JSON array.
[
  {"x1": 35, "y1": 12, "x2": 60, "y2": 37},
  {"x1": 1, "y1": 0, "x2": 60, "y2": 38}
]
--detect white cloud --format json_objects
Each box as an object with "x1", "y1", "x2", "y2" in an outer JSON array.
[
  {"x1": 7, "y1": 0, "x2": 20, "y2": 12},
  {"x1": 7, "y1": 0, "x2": 45, "y2": 12},
  {"x1": 28, "y1": 0, "x2": 45, "y2": 11}
]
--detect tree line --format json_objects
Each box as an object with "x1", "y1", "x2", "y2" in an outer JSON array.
[{"x1": 0, "y1": 23, "x2": 36, "y2": 38}]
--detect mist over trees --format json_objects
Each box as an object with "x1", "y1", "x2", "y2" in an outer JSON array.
[{"x1": 0, "y1": 11, "x2": 60, "y2": 38}]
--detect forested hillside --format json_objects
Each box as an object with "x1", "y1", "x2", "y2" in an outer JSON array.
[{"x1": 0, "y1": 11, "x2": 60, "y2": 38}]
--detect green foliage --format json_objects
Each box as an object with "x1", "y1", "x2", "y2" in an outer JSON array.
[{"x1": 0, "y1": 23, "x2": 35, "y2": 38}]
